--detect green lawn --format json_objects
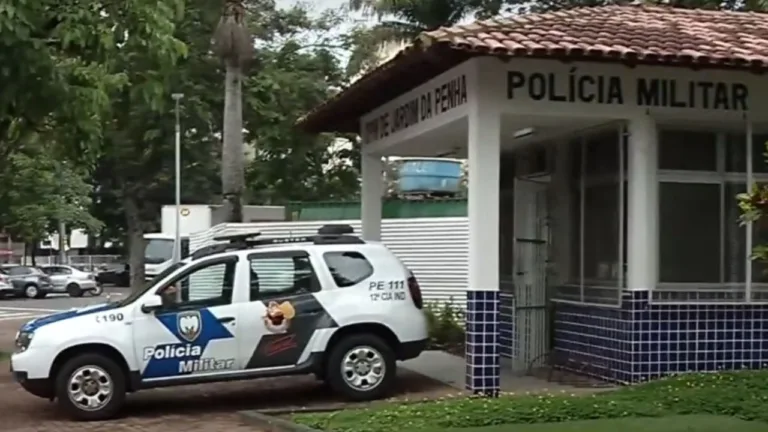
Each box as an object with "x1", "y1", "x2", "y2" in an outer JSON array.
[
  {"x1": 293, "y1": 370, "x2": 768, "y2": 432},
  {"x1": 434, "y1": 416, "x2": 768, "y2": 432}
]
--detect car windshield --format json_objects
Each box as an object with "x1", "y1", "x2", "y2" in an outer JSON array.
[
  {"x1": 116, "y1": 261, "x2": 185, "y2": 307},
  {"x1": 145, "y1": 239, "x2": 174, "y2": 264}
]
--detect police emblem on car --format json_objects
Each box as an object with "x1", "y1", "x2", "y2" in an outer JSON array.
[{"x1": 177, "y1": 311, "x2": 202, "y2": 342}]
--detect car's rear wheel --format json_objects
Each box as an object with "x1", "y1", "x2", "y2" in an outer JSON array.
[
  {"x1": 325, "y1": 333, "x2": 396, "y2": 401},
  {"x1": 67, "y1": 283, "x2": 83, "y2": 298},
  {"x1": 55, "y1": 353, "x2": 126, "y2": 421}
]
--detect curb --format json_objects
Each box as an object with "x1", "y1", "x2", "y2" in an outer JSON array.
[
  {"x1": 240, "y1": 410, "x2": 322, "y2": 432},
  {"x1": 244, "y1": 392, "x2": 468, "y2": 417}
]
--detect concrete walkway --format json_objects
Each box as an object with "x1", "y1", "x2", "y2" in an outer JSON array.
[{"x1": 400, "y1": 350, "x2": 615, "y2": 395}]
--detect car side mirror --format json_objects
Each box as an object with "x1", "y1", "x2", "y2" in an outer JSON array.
[{"x1": 140, "y1": 294, "x2": 163, "y2": 314}]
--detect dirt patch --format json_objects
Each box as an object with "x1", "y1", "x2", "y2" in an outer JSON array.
[{"x1": 429, "y1": 342, "x2": 465, "y2": 358}]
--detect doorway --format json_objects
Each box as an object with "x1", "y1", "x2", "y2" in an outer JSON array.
[{"x1": 511, "y1": 176, "x2": 550, "y2": 373}]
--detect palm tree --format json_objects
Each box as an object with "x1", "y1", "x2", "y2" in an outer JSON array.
[
  {"x1": 346, "y1": 0, "x2": 487, "y2": 76},
  {"x1": 213, "y1": 0, "x2": 252, "y2": 223}
]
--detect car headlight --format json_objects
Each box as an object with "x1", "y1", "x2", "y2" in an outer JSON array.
[{"x1": 15, "y1": 331, "x2": 33, "y2": 352}]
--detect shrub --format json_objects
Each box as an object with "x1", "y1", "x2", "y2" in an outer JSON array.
[
  {"x1": 293, "y1": 370, "x2": 768, "y2": 432},
  {"x1": 423, "y1": 299, "x2": 464, "y2": 350}
]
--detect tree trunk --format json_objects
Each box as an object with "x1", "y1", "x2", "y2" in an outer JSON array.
[
  {"x1": 221, "y1": 63, "x2": 245, "y2": 223},
  {"x1": 124, "y1": 194, "x2": 146, "y2": 291}
]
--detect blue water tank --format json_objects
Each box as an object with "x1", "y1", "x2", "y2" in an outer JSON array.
[{"x1": 397, "y1": 158, "x2": 463, "y2": 194}]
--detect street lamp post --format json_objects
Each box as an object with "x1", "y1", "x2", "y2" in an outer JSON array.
[{"x1": 172, "y1": 93, "x2": 184, "y2": 264}]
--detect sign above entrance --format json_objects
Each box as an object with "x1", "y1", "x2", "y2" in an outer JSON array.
[
  {"x1": 363, "y1": 74, "x2": 468, "y2": 144},
  {"x1": 507, "y1": 68, "x2": 749, "y2": 111}
]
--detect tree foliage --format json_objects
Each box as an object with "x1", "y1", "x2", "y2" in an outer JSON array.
[
  {"x1": 0, "y1": 140, "x2": 101, "y2": 244},
  {"x1": 0, "y1": 0, "x2": 184, "y2": 250},
  {"x1": 2, "y1": 0, "x2": 362, "y2": 279},
  {"x1": 345, "y1": 0, "x2": 506, "y2": 75},
  {"x1": 244, "y1": 35, "x2": 359, "y2": 203},
  {"x1": 85, "y1": 0, "x2": 360, "y2": 287}
]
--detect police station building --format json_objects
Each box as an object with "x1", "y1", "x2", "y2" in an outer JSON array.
[{"x1": 299, "y1": 6, "x2": 768, "y2": 394}]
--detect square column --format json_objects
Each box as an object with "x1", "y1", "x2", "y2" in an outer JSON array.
[
  {"x1": 626, "y1": 116, "x2": 658, "y2": 290},
  {"x1": 465, "y1": 102, "x2": 501, "y2": 395},
  {"x1": 361, "y1": 151, "x2": 384, "y2": 241}
]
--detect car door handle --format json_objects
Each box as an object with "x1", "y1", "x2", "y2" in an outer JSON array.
[{"x1": 217, "y1": 317, "x2": 235, "y2": 323}]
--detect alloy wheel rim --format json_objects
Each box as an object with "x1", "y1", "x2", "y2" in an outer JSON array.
[
  {"x1": 67, "y1": 365, "x2": 113, "y2": 411},
  {"x1": 340, "y1": 346, "x2": 386, "y2": 392}
]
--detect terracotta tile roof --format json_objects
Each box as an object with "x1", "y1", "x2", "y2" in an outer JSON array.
[{"x1": 299, "y1": 5, "x2": 768, "y2": 133}]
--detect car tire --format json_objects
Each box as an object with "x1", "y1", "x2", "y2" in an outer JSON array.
[
  {"x1": 325, "y1": 333, "x2": 397, "y2": 402},
  {"x1": 90, "y1": 284, "x2": 104, "y2": 296},
  {"x1": 23, "y1": 284, "x2": 39, "y2": 299},
  {"x1": 67, "y1": 283, "x2": 83, "y2": 298},
  {"x1": 55, "y1": 353, "x2": 126, "y2": 421}
]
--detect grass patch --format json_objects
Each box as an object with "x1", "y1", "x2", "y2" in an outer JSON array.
[
  {"x1": 435, "y1": 415, "x2": 767, "y2": 432},
  {"x1": 0, "y1": 351, "x2": 9, "y2": 361},
  {"x1": 293, "y1": 370, "x2": 768, "y2": 432}
]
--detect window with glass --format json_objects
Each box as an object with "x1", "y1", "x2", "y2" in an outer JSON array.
[
  {"x1": 248, "y1": 252, "x2": 319, "y2": 300},
  {"x1": 564, "y1": 127, "x2": 627, "y2": 305},
  {"x1": 157, "y1": 259, "x2": 236, "y2": 309},
  {"x1": 323, "y1": 252, "x2": 374, "y2": 288},
  {"x1": 657, "y1": 130, "x2": 768, "y2": 301}
]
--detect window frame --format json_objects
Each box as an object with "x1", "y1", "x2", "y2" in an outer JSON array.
[
  {"x1": 247, "y1": 250, "x2": 321, "y2": 301},
  {"x1": 9, "y1": 267, "x2": 32, "y2": 276},
  {"x1": 558, "y1": 124, "x2": 626, "y2": 308},
  {"x1": 151, "y1": 256, "x2": 239, "y2": 312},
  {"x1": 56, "y1": 266, "x2": 73, "y2": 275},
  {"x1": 322, "y1": 251, "x2": 375, "y2": 288},
  {"x1": 656, "y1": 129, "x2": 768, "y2": 302}
]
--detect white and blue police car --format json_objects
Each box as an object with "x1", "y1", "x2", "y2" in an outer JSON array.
[{"x1": 10, "y1": 225, "x2": 428, "y2": 421}]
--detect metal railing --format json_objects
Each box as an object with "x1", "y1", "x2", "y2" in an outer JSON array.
[{"x1": 9, "y1": 255, "x2": 122, "y2": 272}]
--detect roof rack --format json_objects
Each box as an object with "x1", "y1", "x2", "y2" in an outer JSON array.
[{"x1": 191, "y1": 224, "x2": 363, "y2": 260}]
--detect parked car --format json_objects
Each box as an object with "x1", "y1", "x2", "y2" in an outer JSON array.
[
  {"x1": 10, "y1": 225, "x2": 428, "y2": 420},
  {"x1": 0, "y1": 271, "x2": 13, "y2": 297},
  {"x1": 0, "y1": 265, "x2": 54, "y2": 299},
  {"x1": 40, "y1": 265, "x2": 103, "y2": 297},
  {"x1": 95, "y1": 262, "x2": 129, "y2": 287}
]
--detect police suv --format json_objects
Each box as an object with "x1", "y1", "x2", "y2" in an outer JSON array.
[{"x1": 10, "y1": 225, "x2": 428, "y2": 421}]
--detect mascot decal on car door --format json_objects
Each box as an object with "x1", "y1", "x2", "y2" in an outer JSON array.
[{"x1": 263, "y1": 301, "x2": 296, "y2": 334}]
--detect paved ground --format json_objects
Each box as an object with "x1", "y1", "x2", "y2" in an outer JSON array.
[
  {"x1": 0, "y1": 288, "x2": 455, "y2": 431},
  {"x1": 0, "y1": 362, "x2": 450, "y2": 432}
]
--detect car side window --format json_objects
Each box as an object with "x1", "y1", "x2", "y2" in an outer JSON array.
[
  {"x1": 9, "y1": 267, "x2": 29, "y2": 276},
  {"x1": 248, "y1": 252, "x2": 319, "y2": 300},
  {"x1": 323, "y1": 252, "x2": 374, "y2": 288},
  {"x1": 60, "y1": 267, "x2": 73, "y2": 275},
  {"x1": 154, "y1": 259, "x2": 237, "y2": 312}
]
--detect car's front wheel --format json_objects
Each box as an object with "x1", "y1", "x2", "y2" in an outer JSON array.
[
  {"x1": 90, "y1": 284, "x2": 103, "y2": 296},
  {"x1": 67, "y1": 283, "x2": 83, "y2": 298},
  {"x1": 23, "y1": 284, "x2": 39, "y2": 299},
  {"x1": 325, "y1": 333, "x2": 396, "y2": 401},
  {"x1": 55, "y1": 353, "x2": 126, "y2": 421}
]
